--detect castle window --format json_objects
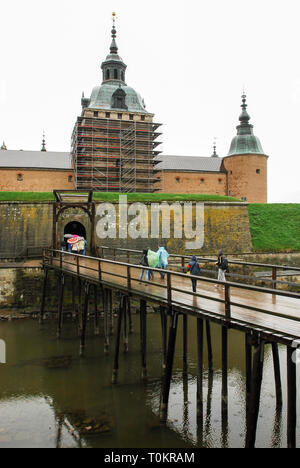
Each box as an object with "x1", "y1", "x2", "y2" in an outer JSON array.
[
  {"x1": 256, "y1": 169, "x2": 261, "y2": 174},
  {"x1": 105, "y1": 112, "x2": 110, "y2": 118},
  {"x1": 68, "y1": 176, "x2": 73, "y2": 182},
  {"x1": 114, "y1": 69, "x2": 118, "y2": 79},
  {"x1": 93, "y1": 111, "x2": 98, "y2": 117},
  {"x1": 230, "y1": 171, "x2": 233, "y2": 175},
  {"x1": 106, "y1": 69, "x2": 110, "y2": 80},
  {"x1": 218, "y1": 178, "x2": 222, "y2": 184},
  {"x1": 200, "y1": 178, "x2": 205, "y2": 183},
  {"x1": 112, "y1": 88, "x2": 128, "y2": 110},
  {"x1": 141, "y1": 115, "x2": 145, "y2": 121},
  {"x1": 129, "y1": 114, "x2": 134, "y2": 120},
  {"x1": 118, "y1": 113, "x2": 122, "y2": 119},
  {"x1": 175, "y1": 177, "x2": 180, "y2": 183},
  {"x1": 17, "y1": 173, "x2": 23, "y2": 181}
]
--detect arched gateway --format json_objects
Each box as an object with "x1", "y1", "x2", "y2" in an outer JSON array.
[{"x1": 52, "y1": 190, "x2": 96, "y2": 255}]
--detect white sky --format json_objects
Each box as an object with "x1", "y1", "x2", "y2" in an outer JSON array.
[{"x1": 0, "y1": 0, "x2": 299, "y2": 203}]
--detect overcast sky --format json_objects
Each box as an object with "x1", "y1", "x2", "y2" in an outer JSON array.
[{"x1": 0, "y1": 0, "x2": 299, "y2": 203}]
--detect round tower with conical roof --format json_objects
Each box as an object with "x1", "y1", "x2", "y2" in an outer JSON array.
[{"x1": 223, "y1": 94, "x2": 268, "y2": 203}]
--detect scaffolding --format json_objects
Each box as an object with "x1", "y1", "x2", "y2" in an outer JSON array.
[{"x1": 71, "y1": 117, "x2": 162, "y2": 193}]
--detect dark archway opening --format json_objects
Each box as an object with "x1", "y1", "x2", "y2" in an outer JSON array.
[{"x1": 64, "y1": 221, "x2": 86, "y2": 239}]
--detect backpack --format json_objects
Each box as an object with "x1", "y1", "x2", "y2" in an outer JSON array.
[{"x1": 221, "y1": 256, "x2": 229, "y2": 272}]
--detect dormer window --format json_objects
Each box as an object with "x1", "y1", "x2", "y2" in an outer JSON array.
[{"x1": 112, "y1": 88, "x2": 128, "y2": 110}]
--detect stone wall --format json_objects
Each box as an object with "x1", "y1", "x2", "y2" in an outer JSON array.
[{"x1": 0, "y1": 200, "x2": 252, "y2": 257}]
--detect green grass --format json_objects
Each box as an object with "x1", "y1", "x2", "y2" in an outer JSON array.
[
  {"x1": 248, "y1": 204, "x2": 300, "y2": 252},
  {"x1": 0, "y1": 192, "x2": 55, "y2": 202},
  {"x1": 0, "y1": 191, "x2": 241, "y2": 203}
]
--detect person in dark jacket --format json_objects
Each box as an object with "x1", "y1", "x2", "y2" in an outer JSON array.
[
  {"x1": 215, "y1": 249, "x2": 228, "y2": 289},
  {"x1": 139, "y1": 249, "x2": 153, "y2": 284},
  {"x1": 187, "y1": 256, "x2": 202, "y2": 293}
]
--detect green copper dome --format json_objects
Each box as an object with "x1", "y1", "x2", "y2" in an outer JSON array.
[{"x1": 227, "y1": 95, "x2": 265, "y2": 156}]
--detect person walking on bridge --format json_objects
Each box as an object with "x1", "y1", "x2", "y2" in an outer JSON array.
[
  {"x1": 157, "y1": 246, "x2": 169, "y2": 279},
  {"x1": 139, "y1": 249, "x2": 152, "y2": 285},
  {"x1": 187, "y1": 256, "x2": 202, "y2": 293},
  {"x1": 215, "y1": 249, "x2": 229, "y2": 289}
]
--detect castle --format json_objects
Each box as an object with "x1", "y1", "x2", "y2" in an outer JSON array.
[{"x1": 0, "y1": 16, "x2": 268, "y2": 203}]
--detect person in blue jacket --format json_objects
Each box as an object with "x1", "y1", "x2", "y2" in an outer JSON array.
[
  {"x1": 157, "y1": 246, "x2": 169, "y2": 279},
  {"x1": 187, "y1": 256, "x2": 202, "y2": 293}
]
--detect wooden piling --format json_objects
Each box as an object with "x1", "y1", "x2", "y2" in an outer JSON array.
[
  {"x1": 160, "y1": 306, "x2": 167, "y2": 370},
  {"x1": 123, "y1": 295, "x2": 129, "y2": 353},
  {"x1": 57, "y1": 273, "x2": 65, "y2": 338},
  {"x1": 103, "y1": 289, "x2": 109, "y2": 354},
  {"x1": 109, "y1": 289, "x2": 114, "y2": 336},
  {"x1": 287, "y1": 346, "x2": 296, "y2": 448},
  {"x1": 39, "y1": 267, "x2": 48, "y2": 324},
  {"x1": 221, "y1": 325, "x2": 229, "y2": 448},
  {"x1": 197, "y1": 317, "x2": 204, "y2": 422},
  {"x1": 183, "y1": 314, "x2": 188, "y2": 375},
  {"x1": 140, "y1": 299, "x2": 147, "y2": 381},
  {"x1": 127, "y1": 296, "x2": 133, "y2": 334},
  {"x1": 77, "y1": 278, "x2": 82, "y2": 336},
  {"x1": 160, "y1": 309, "x2": 179, "y2": 421},
  {"x1": 271, "y1": 342, "x2": 282, "y2": 408},
  {"x1": 93, "y1": 285, "x2": 99, "y2": 335},
  {"x1": 245, "y1": 333, "x2": 252, "y2": 422},
  {"x1": 79, "y1": 282, "x2": 90, "y2": 356},
  {"x1": 112, "y1": 295, "x2": 124, "y2": 384},
  {"x1": 206, "y1": 320, "x2": 213, "y2": 372},
  {"x1": 245, "y1": 339, "x2": 265, "y2": 448}
]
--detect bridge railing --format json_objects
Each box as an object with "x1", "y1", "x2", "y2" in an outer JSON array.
[
  {"x1": 43, "y1": 248, "x2": 300, "y2": 343},
  {"x1": 95, "y1": 245, "x2": 300, "y2": 292}
]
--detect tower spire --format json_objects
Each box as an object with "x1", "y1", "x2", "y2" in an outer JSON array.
[
  {"x1": 211, "y1": 137, "x2": 218, "y2": 157},
  {"x1": 239, "y1": 93, "x2": 251, "y2": 125},
  {"x1": 110, "y1": 12, "x2": 118, "y2": 54},
  {"x1": 41, "y1": 132, "x2": 46, "y2": 152}
]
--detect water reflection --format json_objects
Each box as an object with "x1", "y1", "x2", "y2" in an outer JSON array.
[{"x1": 0, "y1": 316, "x2": 298, "y2": 448}]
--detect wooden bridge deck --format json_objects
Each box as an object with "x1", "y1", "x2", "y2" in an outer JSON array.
[{"x1": 45, "y1": 252, "x2": 300, "y2": 346}]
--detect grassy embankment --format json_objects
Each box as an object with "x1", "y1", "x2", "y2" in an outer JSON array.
[
  {"x1": 248, "y1": 203, "x2": 300, "y2": 252},
  {"x1": 0, "y1": 192, "x2": 241, "y2": 203}
]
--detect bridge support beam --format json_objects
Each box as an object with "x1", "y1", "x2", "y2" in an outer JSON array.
[
  {"x1": 221, "y1": 326, "x2": 229, "y2": 447},
  {"x1": 197, "y1": 317, "x2": 204, "y2": 422},
  {"x1": 140, "y1": 300, "x2": 147, "y2": 381},
  {"x1": 160, "y1": 309, "x2": 179, "y2": 422},
  {"x1": 79, "y1": 282, "x2": 90, "y2": 356},
  {"x1": 206, "y1": 320, "x2": 213, "y2": 373},
  {"x1": 160, "y1": 306, "x2": 168, "y2": 371},
  {"x1": 93, "y1": 285, "x2": 99, "y2": 336},
  {"x1": 103, "y1": 289, "x2": 110, "y2": 354},
  {"x1": 39, "y1": 267, "x2": 48, "y2": 324},
  {"x1": 112, "y1": 295, "x2": 126, "y2": 384},
  {"x1": 245, "y1": 339, "x2": 265, "y2": 448},
  {"x1": 271, "y1": 342, "x2": 282, "y2": 408},
  {"x1": 183, "y1": 314, "x2": 188, "y2": 375},
  {"x1": 56, "y1": 273, "x2": 65, "y2": 338},
  {"x1": 287, "y1": 345, "x2": 296, "y2": 448}
]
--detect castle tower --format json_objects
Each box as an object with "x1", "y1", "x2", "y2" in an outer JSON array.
[
  {"x1": 223, "y1": 94, "x2": 268, "y2": 202},
  {"x1": 72, "y1": 14, "x2": 162, "y2": 193}
]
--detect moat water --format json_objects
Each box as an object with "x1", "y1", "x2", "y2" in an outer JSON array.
[{"x1": 0, "y1": 314, "x2": 299, "y2": 448}]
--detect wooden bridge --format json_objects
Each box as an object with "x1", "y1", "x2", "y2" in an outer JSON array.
[{"x1": 41, "y1": 248, "x2": 300, "y2": 448}]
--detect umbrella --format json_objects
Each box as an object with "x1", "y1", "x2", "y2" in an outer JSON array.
[{"x1": 67, "y1": 237, "x2": 80, "y2": 244}]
